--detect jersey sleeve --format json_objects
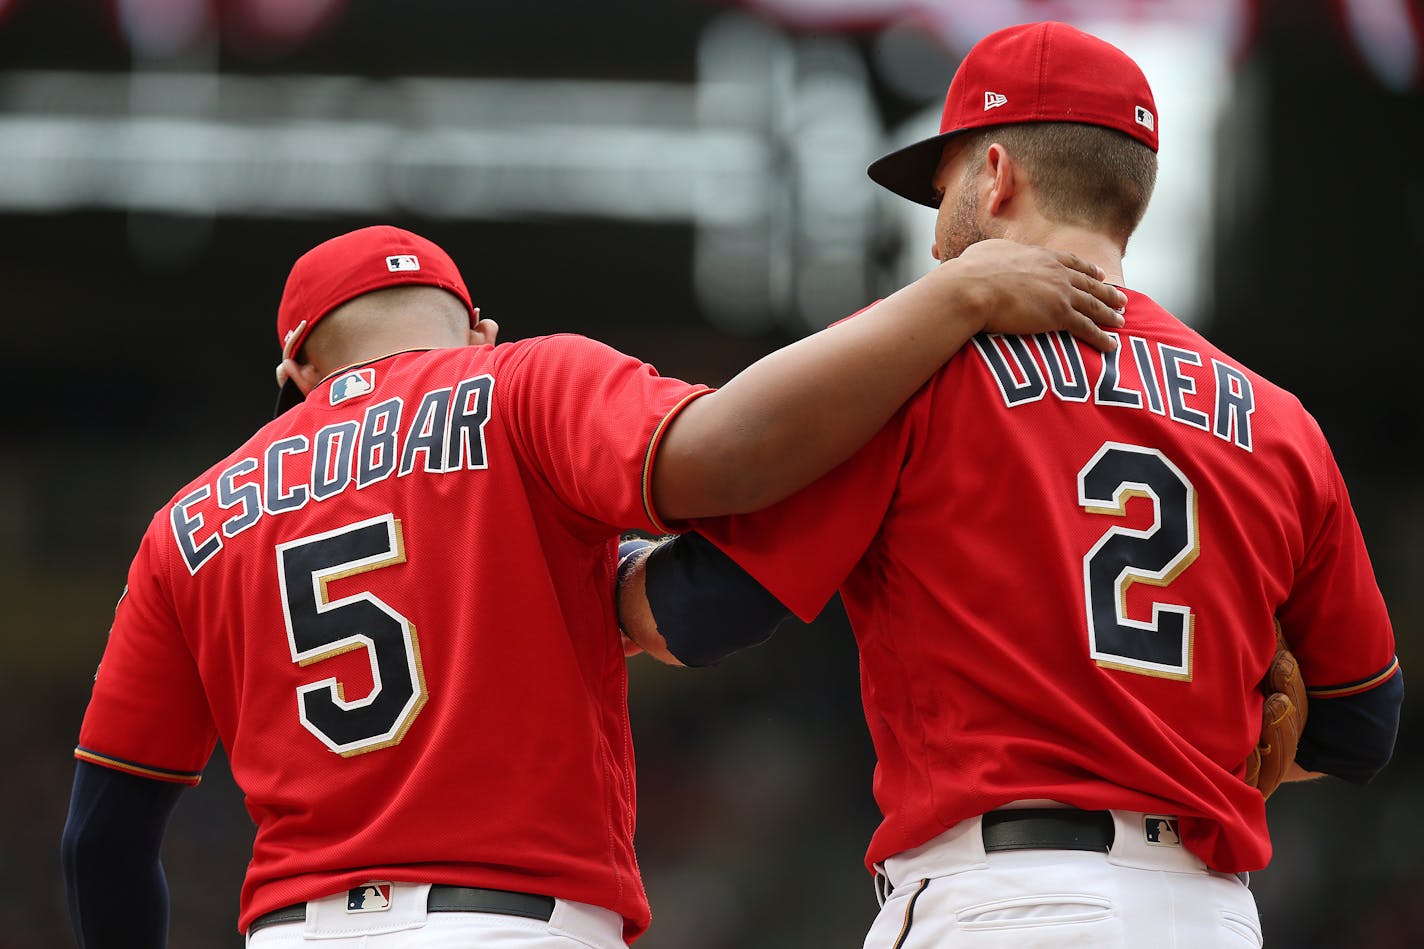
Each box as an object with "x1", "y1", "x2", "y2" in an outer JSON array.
[
  {"x1": 690, "y1": 416, "x2": 910, "y2": 622},
  {"x1": 497, "y1": 335, "x2": 711, "y2": 533},
  {"x1": 1276, "y1": 438, "x2": 1401, "y2": 781},
  {"x1": 1276, "y1": 438, "x2": 1397, "y2": 693},
  {"x1": 75, "y1": 514, "x2": 218, "y2": 785}
]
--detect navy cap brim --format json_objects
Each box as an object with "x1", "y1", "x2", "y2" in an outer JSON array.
[
  {"x1": 866, "y1": 129, "x2": 965, "y2": 208},
  {"x1": 274, "y1": 377, "x2": 305, "y2": 418}
]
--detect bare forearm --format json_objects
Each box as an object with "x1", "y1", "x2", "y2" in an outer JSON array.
[
  {"x1": 650, "y1": 242, "x2": 1125, "y2": 521},
  {"x1": 653, "y1": 273, "x2": 983, "y2": 519}
]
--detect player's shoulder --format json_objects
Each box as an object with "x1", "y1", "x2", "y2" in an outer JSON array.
[
  {"x1": 1131, "y1": 291, "x2": 1315, "y2": 418},
  {"x1": 500, "y1": 332, "x2": 641, "y2": 364},
  {"x1": 488, "y1": 333, "x2": 657, "y2": 387}
]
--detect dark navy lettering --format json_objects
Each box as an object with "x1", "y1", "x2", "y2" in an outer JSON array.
[
  {"x1": 399, "y1": 390, "x2": 451, "y2": 475},
  {"x1": 447, "y1": 375, "x2": 494, "y2": 470},
  {"x1": 1130, "y1": 337, "x2": 1165, "y2": 414},
  {"x1": 178, "y1": 376, "x2": 500, "y2": 575},
  {"x1": 312, "y1": 421, "x2": 359, "y2": 502},
  {"x1": 973, "y1": 333, "x2": 1256, "y2": 456},
  {"x1": 217, "y1": 458, "x2": 262, "y2": 538},
  {"x1": 358, "y1": 399, "x2": 402, "y2": 488},
  {"x1": 1212, "y1": 360, "x2": 1255, "y2": 451},
  {"x1": 171, "y1": 486, "x2": 221, "y2": 574},
  {"x1": 1035, "y1": 331, "x2": 1089, "y2": 401},
  {"x1": 265, "y1": 436, "x2": 311, "y2": 514},
  {"x1": 1159, "y1": 345, "x2": 1209, "y2": 431},
  {"x1": 972, "y1": 334, "x2": 1047, "y2": 406},
  {"x1": 1094, "y1": 333, "x2": 1142, "y2": 407}
]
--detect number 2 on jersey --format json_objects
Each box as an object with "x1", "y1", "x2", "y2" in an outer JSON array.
[
  {"x1": 1078, "y1": 442, "x2": 1197, "y2": 680},
  {"x1": 276, "y1": 514, "x2": 426, "y2": 756}
]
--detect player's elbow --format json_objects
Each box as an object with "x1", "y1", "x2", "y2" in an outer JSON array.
[{"x1": 651, "y1": 450, "x2": 781, "y2": 523}]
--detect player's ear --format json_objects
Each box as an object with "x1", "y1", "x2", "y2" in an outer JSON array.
[
  {"x1": 984, "y1": 142, "x2": 1017, "y2": 216},
  {"x1": 276, "y1": 357, "x2": 322, "y2": 396},
  {"x1": 469, "y1": 309, "x2": 499, "y2": 346}
]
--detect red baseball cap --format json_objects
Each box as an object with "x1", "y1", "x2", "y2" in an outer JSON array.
[
  {"x1": 868, "y1": 21, "x2": 1159, "y2": 208},
  {"x1": 274, "y1": 225, "x2": 476, "y2": 415}
]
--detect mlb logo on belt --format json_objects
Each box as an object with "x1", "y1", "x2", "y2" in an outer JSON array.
[
  {"x1": 1143, "y1": 815, "x2": 1181, "y2": 846},
  {"x1": 386, "y1": 254, "x2": 420, "y2": 272},
  {"x1": 347, "y1": 882, "x2": 393, "y2": 914},
  {"x1": 330, "y1": 368, "x2": 376, "y2": 406}
]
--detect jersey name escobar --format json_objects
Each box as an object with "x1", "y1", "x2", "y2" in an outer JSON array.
[{"x1": 171, "y1": 373, "x2": 493, "y2": 575}]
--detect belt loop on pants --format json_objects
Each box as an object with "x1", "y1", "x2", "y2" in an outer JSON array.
[{"x1": 247, "y1": 884, "x2": 556, "y2": 935}]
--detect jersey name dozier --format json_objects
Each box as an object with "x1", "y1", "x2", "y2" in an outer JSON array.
[
  {"x1": 170, "y1": 374, "x2": 494, "y2": 575},
  {"x1": 972, "y1": 331, "x2": 1255, "y2": 452}
]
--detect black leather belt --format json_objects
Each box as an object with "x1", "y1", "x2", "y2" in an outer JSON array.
[
  {"x1": 980, "y1": 809, "x2": 1248, "y2": 885},
  {"x1": 248, "y1": 885, "x2": 555, "y2": 935},
  {"x1": 981, "y1": 808, "x2": 1115, "y2": 853}
]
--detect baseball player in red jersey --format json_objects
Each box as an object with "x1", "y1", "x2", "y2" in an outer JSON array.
[
  {"x1": 617, "y1": 22, "x2": 1402, "y2": 947},
  {"x1": 60, "y1": 224, "x2": 1128, "y2": 947}
]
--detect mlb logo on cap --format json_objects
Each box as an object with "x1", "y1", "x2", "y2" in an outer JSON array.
[{"x1": 273, "y1": 226, "x2": 477, "y2": 417}]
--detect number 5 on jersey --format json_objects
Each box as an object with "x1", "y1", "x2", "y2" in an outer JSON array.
[
  {"x1": 276, "y1": 514, "x2": 426, "y2": 756},
  {"x1": 1078, "y1": 442, "x2": 1198, "y2": 680}
]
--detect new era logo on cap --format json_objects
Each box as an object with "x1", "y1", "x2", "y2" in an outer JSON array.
[
  {"x1": 866, "y1": 22, "x2": 1160, "y2": 208},
  {"x1": 386, "y1": 254, "x2": 420, "y2": 272}
]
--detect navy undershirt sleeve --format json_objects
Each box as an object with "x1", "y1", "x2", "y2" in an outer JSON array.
[
  {"x1": 61, "y1": 760, "x2": 185, "y2": 948},
  {"x1": 1295, "y1": 667, "x2": 1404, "y2": 783},
  {"x1": 644, "y1": 532, "x2": 795, "y2": 667}
]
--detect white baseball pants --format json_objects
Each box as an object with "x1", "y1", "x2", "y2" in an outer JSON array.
[
  {"x1": 863, "y1": 810, "x2": 1262, "y2": 948},
  {"x1": 245, "y1": 884, "x2": 627, "y2": 948}
]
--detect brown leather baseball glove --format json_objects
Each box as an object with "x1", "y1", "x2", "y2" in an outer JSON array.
[{"x1": 1243, "y1": 629, "x2": 1307, "y2": 799}]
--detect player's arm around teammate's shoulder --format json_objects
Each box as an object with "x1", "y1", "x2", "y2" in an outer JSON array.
[{"x1": 648, "y1": 240, "x2": 1127, "y2": 523}]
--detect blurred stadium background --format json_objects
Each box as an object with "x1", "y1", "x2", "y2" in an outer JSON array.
[{"x1": 2, "y1": 0, "x2": 1420, "y2": 945}]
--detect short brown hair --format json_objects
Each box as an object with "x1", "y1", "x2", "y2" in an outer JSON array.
[{"x1": 958, "y1": 122, "x2": 1158, "y2": 248}]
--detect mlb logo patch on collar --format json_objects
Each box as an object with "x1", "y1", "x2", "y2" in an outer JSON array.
[
  {"x1": 330, "y1": 368, "x2": 376, "y2": 406},
  {"x1": 347, "y1": 882, "x2": 393, "y2": 914}
]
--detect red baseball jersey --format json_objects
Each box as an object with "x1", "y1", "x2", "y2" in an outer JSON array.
[
  {"x1": 76, "y1": 336, "x2": 709, "y2": 939},
  {"x1": 694, "y1": 289, "x2": 1396, "y2": 874}
]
